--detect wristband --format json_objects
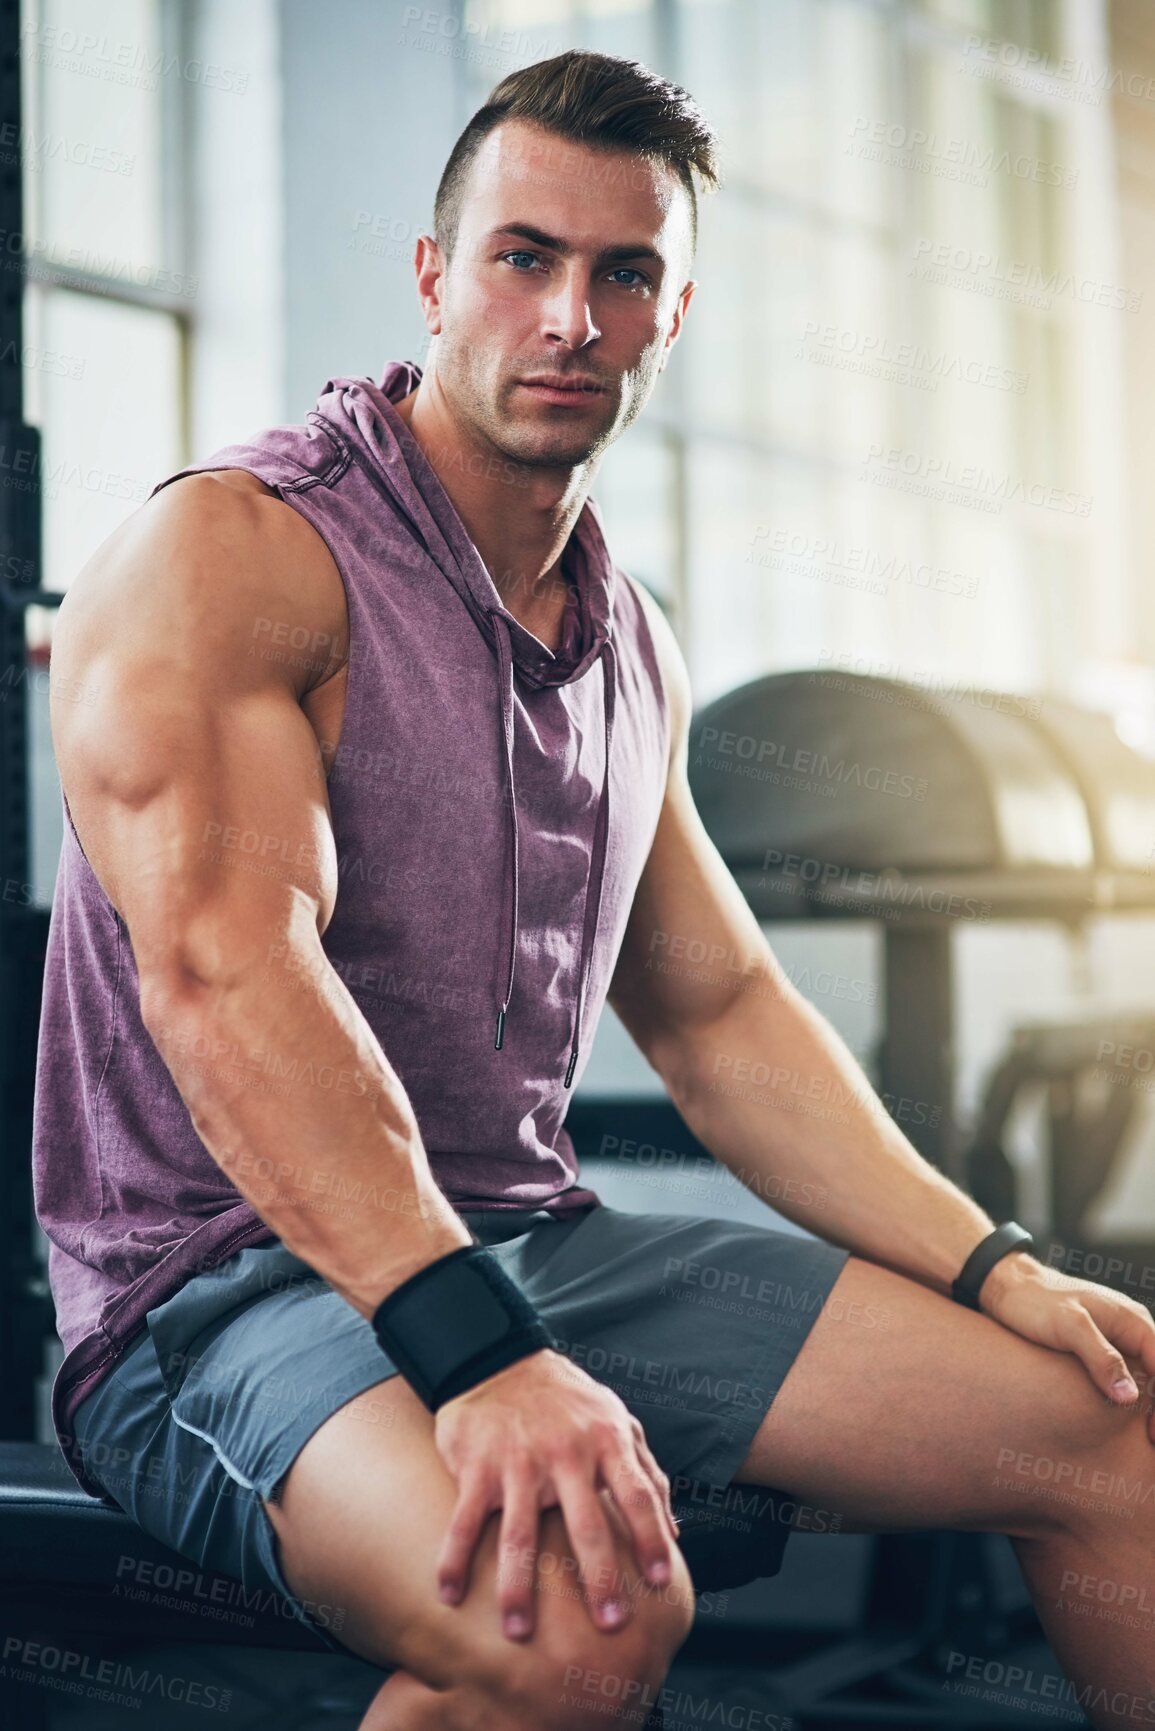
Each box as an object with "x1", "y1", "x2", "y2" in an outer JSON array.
[
  {"x1": 951, "y1": 1221, "x2": 1035, "y2": 1311},
  {"x1": 371, "y1": 1243, "x2": 559, "y2": 1411}
]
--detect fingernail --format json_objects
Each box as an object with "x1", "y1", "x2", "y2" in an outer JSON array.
[
  {"x1": 601, "y1": 1600, "x2": 629, "y2": 1626},
  {"x1": 504, "y1": 1613, "x2": 530, "y2": 1638},
  {"x1": 1112, "y1": 1377, "x2": 1139, "y2": 1400}
]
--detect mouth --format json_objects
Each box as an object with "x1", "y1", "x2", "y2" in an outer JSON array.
[{"x1": 517, "y1": 377, "x2": 607, "y2": 405}]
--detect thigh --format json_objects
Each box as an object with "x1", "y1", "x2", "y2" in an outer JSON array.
[
  {"x1": 733, "y1": 1254, "x2": 1149, "y2": 1540},
  {"x1": 263, "y1": 1372, "x2": 695, "y2": 1692},
  {"x1": 69, "y1": 1323, "x2": 352, "y2": 1650}
]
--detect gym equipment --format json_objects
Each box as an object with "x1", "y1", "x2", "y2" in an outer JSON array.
[
  {"x1": 964, "y1": 1014, "x2": 1155, "y2": 1251},
  {"x1": 682, "y1": 667, "x2": 1155, "y2": 1727}
]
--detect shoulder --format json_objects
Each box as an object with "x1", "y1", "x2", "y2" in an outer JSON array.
[
  {"x1": 149, "y1": 467, "x2": 322, "y2": 556},
  {"x1": 617, "y1": 570, "x2": 692, "y2": 775},
  {"x1": 59, "y1": 468, "x2": 348, "y2": 699}
]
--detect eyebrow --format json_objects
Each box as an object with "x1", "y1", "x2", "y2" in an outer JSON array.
[{"x1": 486, "y1": 221, "x2": 665, "y2": 270}]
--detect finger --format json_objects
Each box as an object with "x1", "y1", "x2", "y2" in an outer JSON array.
[
  {"x1": 494, "y1": 1469, "x2": 541, "y2": 1642},
  {"x1": 555, "y1": 1469, "x2": 636, "y2": 1632},
  {"x1": 1079, "y1": 1292, "x2": 1155, "y2": 1440},
  {"x1": 1082, "y1": 1289, "x2": 1155, "y2": 1385},
  {"x1": 631, "y1": 1425, "x2": 682, "y2": 1545},
  {"x1": 436, "y1": 1472, "x2": 493, "y2": 1608},
  {"x1": 1059, "y1": 1302, "x2": 1140, "y2": 1403},
  {"x1": 604, "y1": 1445, "x2": 678, "y2": 1583}
]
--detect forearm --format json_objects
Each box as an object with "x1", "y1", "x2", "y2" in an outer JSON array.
[
  {"x1": 667, "y1": 971, "x2": 995, "y2": 1295},
  {"x1": 142, "y1": 934, "x2": 471, "y2": 1319}
]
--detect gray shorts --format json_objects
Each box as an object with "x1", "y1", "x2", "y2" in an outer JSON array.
[{"x1": 69, "y1": 1202, "x2": 849, "y2": 1656}]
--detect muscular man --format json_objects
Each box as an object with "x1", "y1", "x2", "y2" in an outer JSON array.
[{"x1": 34, "y1": 46, "x2": 1155, "y2": 1731}]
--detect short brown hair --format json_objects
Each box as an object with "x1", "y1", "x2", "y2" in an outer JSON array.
[{"x1": 433, "y1": 48, "x2": 721, "y2": 275}]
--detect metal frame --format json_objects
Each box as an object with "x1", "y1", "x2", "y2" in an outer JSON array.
[{"x1": 0, "y1": 0, "x2": 51, "y2": 1443}]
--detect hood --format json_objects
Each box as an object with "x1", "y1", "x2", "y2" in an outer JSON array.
[{"x1": 312, "y1": 359, "x2": 619, "y2": 1089}]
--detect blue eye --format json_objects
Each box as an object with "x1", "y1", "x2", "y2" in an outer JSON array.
[{"x1": 499, "y1": 252, "x2": 650, "y2": 289}]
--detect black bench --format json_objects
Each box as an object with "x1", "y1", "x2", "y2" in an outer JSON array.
[{"x1": 0, "y1": 1437, "x2": 791, "y2": 1722}]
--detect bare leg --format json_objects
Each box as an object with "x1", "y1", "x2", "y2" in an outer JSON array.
[
  {"x1": 261, "y1": 1374, "x2": 694, "y2": 1730},
  {"x1": 733, "y1": 1254, "x2": 1155, "y2": 1731}
]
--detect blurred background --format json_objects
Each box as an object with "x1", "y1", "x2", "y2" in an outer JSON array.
[
  {"x1": 24, "y1": 0, "x2": 1155, "y2": 1217},
  {"x1": 11, "y1": 0, "x2": 1155, "y2": 1725}
]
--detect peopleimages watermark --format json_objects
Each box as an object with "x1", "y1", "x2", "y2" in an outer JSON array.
[
  {"x1": 561, "y1": 1664, "x2": 795, "y2": 1729},
  {"x1": 1055, "y1": 1569, "x2": 1155, "y2": 1638},
  {"x1": 994, "y1": 1446, "x2": 1155, "y2": 1522},
  {"x1": 20, "y1": 18, "x2": 249, "y2": 94},
  {"x1": 692, "y1": 724, "x2": 927, "y2": 800},
  {"x1": 944, "y1": 1649, "x2": 1155, "y2": 1725},
  {"x1": 746, "y1": 525, "x2": 978, "y2": 599},
  {"x1": 861, "y1": 443, "x2": 1092, "y2": 517},
  {"x1": 644, "y1": 926, "x2": 878, "y2": 1006},
  {"x1": 795, "y1": 320, "x2": 1028, "y2": 394},
  {"x1": 1092, "y1": 1037, "x2": 1155, "y2": 1097},
  {"x1": 596, "y1": 1132, "x2": 832, "y2": 1211},
  {"x1": 0, "y1": 656, "x2": 98, "y2": 708},
  {"x1": 398, "y1": 5, "x2": 550, "y2": 70},
  {"x1": 810, "y1": 650, "x2": 1040, "y2": 717},
  {"x1": 0, "y1": 123, "x2": 136, "y2": 177},
  {"x1": 909, "y1": 236, "x2": 1143, "y2": 313},
  {"x1": 112, "y1": 1550, "x2": 347, "y2": 1635},
  {"x1": 0, "y1": 429, "x2": 151, "y2": 502},
  {"x1": 755, "y1": 848, "x2": 992, "y2": 924},
  {"x1": 1044, "y1": 1238, "x2": 1155, "y2": 1300},
  {"x1": 959, "y1": 34, "x2": 1155, "y2": 108},
  {"x1": 845, "y1": 117, "x2": 1077, "y2": 189},
  {"x1": 1, "y1": 1635, "x2": 232, "y2": 1713},
  {"x1": 705, "y1": 1051, "x2": 941, "y2": 1133},
  {"x1": 5, "y1": 228, "x2": 199, "y2": 299}
]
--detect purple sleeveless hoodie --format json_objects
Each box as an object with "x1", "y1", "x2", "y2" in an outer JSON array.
[{"x1": 33, "y1": 359, "x2": 670, "y2": 1495}]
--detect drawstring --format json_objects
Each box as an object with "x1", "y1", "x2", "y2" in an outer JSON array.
[
  {"x1": 493, "y1": 614, "x2": 520, "y2": 1053},
  {"x1": 565, "y1": 636, "x2": 617, "y2": 1088},
  {"x1": 490, "y1": 614, "x2": 617, "y2": 1092}
]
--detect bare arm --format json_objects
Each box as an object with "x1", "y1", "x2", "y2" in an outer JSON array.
[
  {"x1": 609, "y1": 584, "x2": 1013, "y2": 1282},
  {"x1": 50, "y1": 474, "x2": 680, "y2": 1632},
  {"x1": 50, "y1": 471, "x2": 470, "y2": 1316},
  {"x1": 609, "y1": 586, "x2": 1155, "y2": 1417}
]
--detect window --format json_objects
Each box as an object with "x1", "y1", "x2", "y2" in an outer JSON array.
[
  {"x1": 20, "y1": 0, "x2": 189, "y2": 650},
  {"x1": 460, "y1": 0, "x2": 1124, "y2": 709}
]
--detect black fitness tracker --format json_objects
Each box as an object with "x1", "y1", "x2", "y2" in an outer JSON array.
[
  {"x1": 951, "y1": 1221, "x2": 1035, "y2": 1311},
  {"x1": 370, "y1": 1243, "x2": 559, "y2": 1411}
]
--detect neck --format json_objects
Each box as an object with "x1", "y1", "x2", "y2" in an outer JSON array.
[{"x1": 392, "y1": 369, "x2": 597, "y2": 636}]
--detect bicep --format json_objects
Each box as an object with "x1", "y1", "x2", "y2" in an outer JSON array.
[
  {"x1": 608, "y1": 768, "x2": 776, "y2": 1066},
  {"x1": 607, "y1": 585, "x2": 781, "y2": 1071},
  {"x1": 49, "y1": 479, "x2": 339, "y2": 1004}
]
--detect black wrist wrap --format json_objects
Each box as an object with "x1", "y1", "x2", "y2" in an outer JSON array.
[{"x1": 370, "y1": 1243, "x2": 559, "y2": 1411}]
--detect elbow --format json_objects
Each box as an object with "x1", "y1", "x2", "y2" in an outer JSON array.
[
  {"x1": 137, "y1": 927, "x2": 287, "y2": 1034},
  {"x1": 138, "y1": 909, "x2": 328, "y2": 1031},
  {"x1": 640, "y1": 1019, "x2": 710, "y2": 1115},
  {"x1": 137, "y1": 954, "x2": 222, "y2": 1044},
  {"x1": 657, "y1": 996, "x2": 754, "y2": 1114}
]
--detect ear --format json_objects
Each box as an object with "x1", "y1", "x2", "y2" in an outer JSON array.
[
  {"x1": 414, "y1": 233, "x2": 446, "y2": 338},
  {"x1": 659, "y1": 279, "x2": 698, "y2": 370}
]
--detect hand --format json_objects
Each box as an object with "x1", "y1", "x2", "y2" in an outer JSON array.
[
  {"x1": 432, "y1": 1348, "x2": 681, "y2": 1642},
  {"x1": 979, "y1": 1250, "x2": 1155, "y2": 1439}
]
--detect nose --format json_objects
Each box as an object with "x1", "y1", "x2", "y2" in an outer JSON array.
[{"x1": 540, "y1": 266, "x2": 601, "y2": 350}]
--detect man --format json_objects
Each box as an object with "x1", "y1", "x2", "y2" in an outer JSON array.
[{"x1": 33, "y1": 45, "x2": 1155, "y2": 1731}]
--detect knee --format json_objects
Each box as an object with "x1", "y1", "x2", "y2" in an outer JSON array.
[
  {"x1": 493, "y1": 1546, "x2": 696, "y2": 1729},
  {"x1": 1015, "y1": 1365, "x2": 1155, "y2": 1540},
  {"x1": 509, "y1": 1619, "x2": 679, "y2": 1730}
]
